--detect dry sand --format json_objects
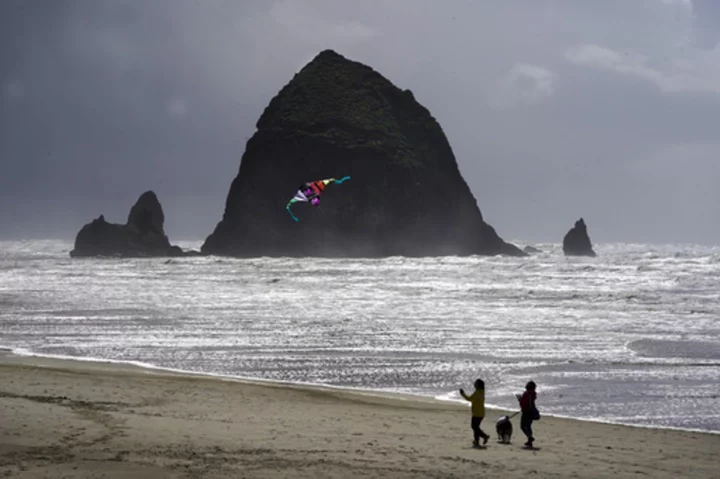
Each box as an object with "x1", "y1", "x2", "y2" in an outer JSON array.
[{"x1": 0, "y1": 352, "x2": 718, "y2": 478}]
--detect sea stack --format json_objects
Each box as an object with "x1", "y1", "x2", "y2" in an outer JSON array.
[
  {"x1": 563, "y1": 218, "x2": 596, "y2": 257},
  {"x1": 202, "y1": 49, "x2": 524, "y2": 258},
  {"x1": 70, "y1": 191, "x2": 184, "y2": 258}
]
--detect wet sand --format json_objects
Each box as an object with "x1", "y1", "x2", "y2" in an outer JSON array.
[{"x1": 1, "y1": 353, "x2": 718, "y2": 478}]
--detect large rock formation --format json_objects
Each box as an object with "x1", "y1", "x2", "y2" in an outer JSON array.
[
  {"x1": 202, "y1": 50, "x2": 524, "y2": 258},
  {"x1": 70, "y1": 191, "x2": 184, "y2": 258},
  {"x1": 563, "y1": 218, "x2": 596, "y2": 257}
]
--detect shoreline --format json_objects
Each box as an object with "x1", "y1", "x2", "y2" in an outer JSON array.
[
  {"x1": 1, "y1": 351, "x2": 719, "y2": 478},
  {"x1": 4, "y1": 348, "x2": 719, "y2": 437},
  {"x1": 1, "y1": 348, "x2": 455, "y2": 402}
]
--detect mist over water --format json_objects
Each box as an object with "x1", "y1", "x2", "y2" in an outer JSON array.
[{"x1": 1, "y1": 240, "x2": 719, "y2": 432}]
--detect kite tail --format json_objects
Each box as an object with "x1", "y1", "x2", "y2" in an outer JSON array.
[
  {"x1": 286, "y1": 204, "x2": 300, "y2": 222},
  {"x1": 334, "y1": 175, "x2": 351, "y2": 184}
]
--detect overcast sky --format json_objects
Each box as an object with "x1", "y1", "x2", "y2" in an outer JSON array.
[{"x1": 1, "y1": 0, "x2": 719, "y2": 245}]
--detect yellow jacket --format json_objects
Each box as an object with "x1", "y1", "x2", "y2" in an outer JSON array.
[{"x1": 461, "y1": 389, "x2": 485, "y2": 417}]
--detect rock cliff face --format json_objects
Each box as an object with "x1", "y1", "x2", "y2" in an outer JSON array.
[
  {"x1": 70, "y1": 191, "x2": 184, "y2": 258},
  {"x1": 563, "y1": 218, "x2": 596, "y2": 257},
  {"x1": 202, "y1": 50, "x2": 524, "y2": 257}
]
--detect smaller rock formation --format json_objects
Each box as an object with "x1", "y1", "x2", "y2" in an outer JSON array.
[
  {"x1": 70, "y1": 191, "x2": 185, "y2": 258},
  {"x1": 563, "y1": 218, "x2": 596, "y2": 257},
  {"x1": 523, "y1": 245, "x2": 542, "y2": 254}
]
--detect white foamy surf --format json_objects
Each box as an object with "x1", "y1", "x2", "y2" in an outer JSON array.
[{"x1": 1, "y1": 239, "x2": 718, "y2": 431}]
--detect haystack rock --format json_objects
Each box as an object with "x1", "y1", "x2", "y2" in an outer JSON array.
[
  {"x1": 563, "y1": 218, "x2": 596, "y2": 257},
  {"x1": 70, "y1": 191, "x2": 184, "y2": 258},
  {"x1": 202, "y1": 49, "x2": 525, "y2": 258}
]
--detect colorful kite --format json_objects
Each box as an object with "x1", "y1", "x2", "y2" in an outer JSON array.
[{"x1": 286, "y1": 176, "x2": 351, "y2": 222}]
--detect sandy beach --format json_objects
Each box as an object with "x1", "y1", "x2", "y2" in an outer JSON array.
[{"x1": 0, "y1": 353, "x2": 718, "y2": 478}]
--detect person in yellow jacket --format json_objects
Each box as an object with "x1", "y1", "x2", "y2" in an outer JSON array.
[{"x1": 460, "y1": 379, "x2": 490, "y2": 447}]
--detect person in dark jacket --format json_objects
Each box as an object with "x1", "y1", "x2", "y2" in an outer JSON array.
[{"x1": 516, "y1": 380, "x2": 538, "y2": 448}]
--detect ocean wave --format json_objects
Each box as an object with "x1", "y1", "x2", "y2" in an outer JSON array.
[{"x1": 1, "y1": 239, "x2": 719, "y2": 432}]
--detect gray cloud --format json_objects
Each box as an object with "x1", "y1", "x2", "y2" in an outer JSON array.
[
  {"x1": 489, "y1": 63, "x2": 557, "y2": 110},
  {"x1": 1, "y1": 0, "x2": 718, "y2": 244}
]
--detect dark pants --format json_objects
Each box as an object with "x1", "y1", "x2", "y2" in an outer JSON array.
[
  {"x1": 471, "y1": 416, "x2": 489, "y2": 442},
  {"x1": 520, "y1": 412, "x2": 534, "y2": 443}
]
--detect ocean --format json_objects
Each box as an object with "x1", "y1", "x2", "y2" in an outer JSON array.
[{"x1": 1, "y1": 239, "x2": 718, "y2": 432}]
